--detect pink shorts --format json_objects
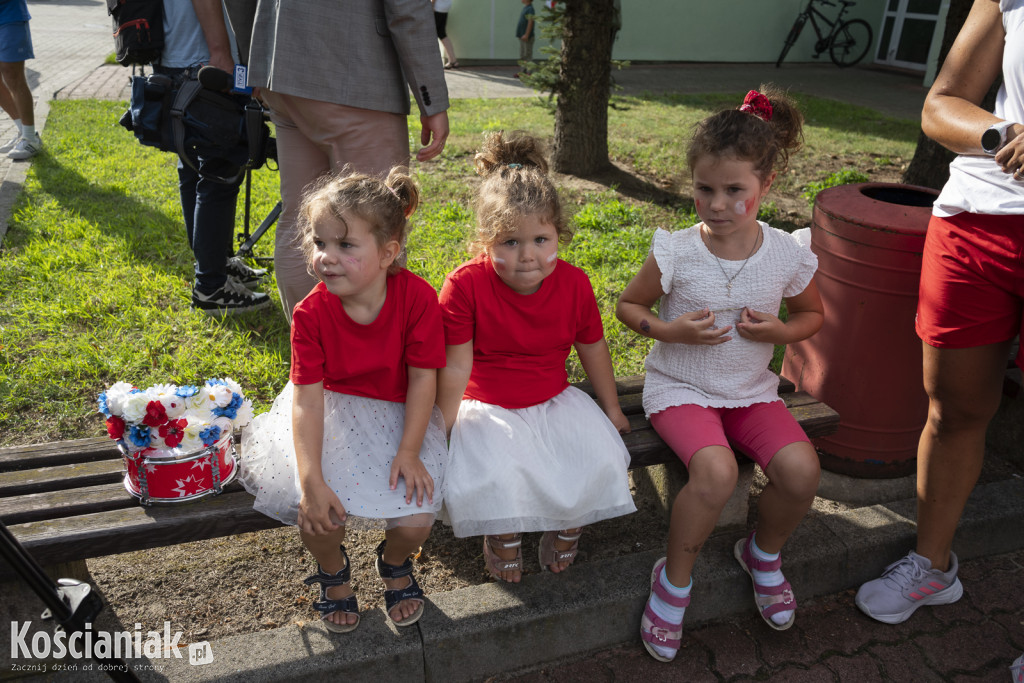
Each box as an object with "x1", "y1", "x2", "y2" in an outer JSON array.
[
  {"x1": 917, "y1": 212, "x2": 1024, "y2": 370},
  {"x1": 649, "y1": 401, "x2": 810, "y2": 469}
]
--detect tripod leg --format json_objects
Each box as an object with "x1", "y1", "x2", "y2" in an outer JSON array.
[{"x1": 235, "y1": 200, "x2": 282, "y2": 260}]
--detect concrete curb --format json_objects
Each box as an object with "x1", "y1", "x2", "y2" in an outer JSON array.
[{"x1": 30, "y1": 477, "x2": 1018, "y2": 683}]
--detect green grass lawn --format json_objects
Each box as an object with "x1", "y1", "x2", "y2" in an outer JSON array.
[{"x1": 0, "y1": 95, "x2": 918, "y2": 445}]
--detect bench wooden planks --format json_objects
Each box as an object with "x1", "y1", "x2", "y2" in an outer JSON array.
[{"x1": 0, "y1": 373, "x2": 839, "y2": 574}]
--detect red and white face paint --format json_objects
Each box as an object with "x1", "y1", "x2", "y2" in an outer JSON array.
[{"x1": 691, "y1": 155, "x2": 773, "y2": 240}]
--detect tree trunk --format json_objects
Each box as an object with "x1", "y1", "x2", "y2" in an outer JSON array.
[
  {"x1": 903, "y1": 0, "x2": 990, "y2": 189},
  {"x1": 551, "y1": 0, "x2": 615, "y2": 176}
]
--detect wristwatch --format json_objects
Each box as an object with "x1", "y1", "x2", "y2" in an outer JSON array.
[{"x1": 981, "y1": 120, "x2": 1015, "y2": 155}]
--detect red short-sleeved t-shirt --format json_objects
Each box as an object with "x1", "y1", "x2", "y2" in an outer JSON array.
[
  {"x1": 439, "y1": 254, "x2": 604, "y2": 409},
  {"x1": 290, "y1": 269, "x2": 445, "y2": 402}
]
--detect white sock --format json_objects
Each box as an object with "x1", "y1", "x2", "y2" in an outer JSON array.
[
  {"x1": 20, "y1": 124, "x2": 34, "y2": 139},
  {"x1": 13, "y1": 119, "x2": 23, "y2": 135},
  {"x1": 750, "y1": 534, "x2": 792, "y2": 626},
  {"x1": 647, "y1": 567, "x2": 691, "y2": 659}
]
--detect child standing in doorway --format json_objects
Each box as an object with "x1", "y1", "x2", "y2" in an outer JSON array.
[
  {"x1": 437, "y1": 131, "x2": 635, "y2": 583},
  {"x1": 240, "y1": 168, "x2": 448, "y2": 633},
  {"x1": 616, "y1": 85, "x2": 824, "y2": 662}
]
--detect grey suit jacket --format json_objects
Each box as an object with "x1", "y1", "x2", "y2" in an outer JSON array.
[{"x1": 241, "y1": 0, "x2": 449, "y2": 117}]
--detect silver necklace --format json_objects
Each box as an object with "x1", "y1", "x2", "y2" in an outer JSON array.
[{"x1": 703, "y1": 224, "x2": 761, "y2": 297}]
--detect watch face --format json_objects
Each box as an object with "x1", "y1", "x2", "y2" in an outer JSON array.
[{"x1": 982, "y1": 126, "x2": 1002, "y2": 153}]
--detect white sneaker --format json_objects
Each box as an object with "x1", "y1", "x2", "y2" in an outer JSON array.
[
  {"x1": 0, "y1": 134, "x2": 20, "y2": 154},
  {"x1": 7, "y1": 133, "x2": 41, "y2": 160}
]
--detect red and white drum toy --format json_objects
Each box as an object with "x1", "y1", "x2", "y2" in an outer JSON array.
[{"x1": 120, "y1": 432, "x2": 238, "y2": 505}]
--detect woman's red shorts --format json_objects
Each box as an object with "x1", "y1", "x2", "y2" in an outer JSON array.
[{"x1": 916, "y1": 212, "x2": 1023, "y2": 370}]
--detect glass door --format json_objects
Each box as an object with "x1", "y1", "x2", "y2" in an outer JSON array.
[{"x1": 876, "y1": 0, "x2": 942, "y2": 70}]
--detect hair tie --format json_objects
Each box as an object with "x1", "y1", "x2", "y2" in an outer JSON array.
[
  {"x1": 507, "y1": 163, "x2": 522, "y2": 169},
  {"x1": 738, "y1": 90, "x2": 773, "y2": 122},
  {"x1": 386, "y1": 185, "x2": 400, "y2": 199}
]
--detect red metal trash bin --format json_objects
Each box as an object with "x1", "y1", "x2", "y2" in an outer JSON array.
[{"x1": 782, "y1": 182, "x2": 938, "y2": 478}]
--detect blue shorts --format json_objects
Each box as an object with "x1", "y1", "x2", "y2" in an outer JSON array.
[{"x1": 0, "y1": 22, "x2": 33, "y2": 62}]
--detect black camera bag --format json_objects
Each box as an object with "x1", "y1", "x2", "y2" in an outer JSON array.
[{"x1": 118, "y1": 67, "x2": 271, "y2": 184}]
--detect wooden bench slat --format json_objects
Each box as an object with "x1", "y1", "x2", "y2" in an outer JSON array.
[
  {"x1": 0, "y1": 482, "x2": 136, "y2": 525},
  {"x1": 3, "y1": 490, "x2": 283, "y2": 572},
  {"x1": 0, "y1": 436, "x2": 118, "y2": 471},
  {"x1": 0, "y1": 459, "x2": 125, "y2": 497},
  {"x1": 574, "y1": 374, "x2": 795, "y2": 400}
]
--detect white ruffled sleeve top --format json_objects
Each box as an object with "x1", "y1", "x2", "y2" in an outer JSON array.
[{"x1": 641, "y1": 223, "x2": 818, "y2": 417}]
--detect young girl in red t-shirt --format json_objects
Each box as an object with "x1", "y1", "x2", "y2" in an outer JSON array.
[
  {"x1": 240, "y1": 168, "x2": 448, "y2": 633},
  {"x1": 437, "y1": 131, "x2": 636, "y2": 583}
]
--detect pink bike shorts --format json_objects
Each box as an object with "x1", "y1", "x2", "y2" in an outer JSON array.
[
  {"x1": 649, "y1": 401, "x2": 810, "y2": 469},
  {"x1": 917, "y1": 212, "x2": 1024, "y2": 371}
]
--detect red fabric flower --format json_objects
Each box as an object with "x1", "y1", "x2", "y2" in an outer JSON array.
[
  {"x1": 738, "y1": 90, "x2": 773, "y2": 122},
  {"x1": 143, "y1": 400, "x2": 168, "y2": 427},
  {"x1": 106, "y1": 415, "x2": 126, "y2": 440},
  {"x1": 159, "y1": 419, "x2": 187, "y2": 449}
]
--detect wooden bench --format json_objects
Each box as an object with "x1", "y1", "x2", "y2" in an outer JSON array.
[{"x1": 0, "y1": 374, "x2": 839, "y2": 578}]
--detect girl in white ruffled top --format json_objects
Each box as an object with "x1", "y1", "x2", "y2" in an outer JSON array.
[
  {"x1": 617, "y1": 85, "x2": 824, "y2": 662},
  {"x1": 240, "y1": 168, "x2": 448, "y2": 633}
]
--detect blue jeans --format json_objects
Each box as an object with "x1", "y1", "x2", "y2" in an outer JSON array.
[{"x1": 155, "y1": 65, "x2": 242, "y2": 294}]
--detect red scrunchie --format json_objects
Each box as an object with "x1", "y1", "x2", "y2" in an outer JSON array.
[{"x1": 738, "y1": 90, "x2": 773, "y2": 122}]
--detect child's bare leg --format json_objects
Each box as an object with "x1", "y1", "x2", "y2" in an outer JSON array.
[
  {"x1": 300, "y1": 526, "x2": 356, "y2": 629},
  {"x1": 382, "y1": 524, "x2": 432, "y2": 622},
  {"x1": 665, "y1": 446, "x2": 738, "y2": 587},
  {"x1": 755, "y1": 442, "x2": 820, "y2": 552}
]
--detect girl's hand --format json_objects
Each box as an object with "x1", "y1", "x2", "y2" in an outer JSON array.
[
  {"x1": 605, "y1": 406, "x2": 631, "y2": 435},
  {"x1": 390, "y1": 448, "x2": 435, "y2": 507},
  {"x1": 297, "y1": 482, "x2": 347, "y2": 536},
  {"x1": 735, "y1": 307, "x2": 787, "y2": 344},
  {"x1": 663, "y1": 308, "x2": 732, "y2": 345}
]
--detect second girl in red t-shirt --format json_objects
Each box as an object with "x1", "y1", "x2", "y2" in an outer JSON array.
[{"x1": 437, "y1": 131, "x2": 636, "y2": 583}]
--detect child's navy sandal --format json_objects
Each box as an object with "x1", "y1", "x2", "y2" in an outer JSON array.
[
  {"x1": 374, "y1": 539, "x2": 425, "y2": 627},
  {"x1": 303, "y1": 544, "x2": 360, "y2": 633}
]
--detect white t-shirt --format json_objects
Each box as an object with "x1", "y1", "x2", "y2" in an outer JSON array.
[
  {"x1": 934, "y1": 0, "x2": 1024, "y2": 216},
  {"x1": 642, "y1": 223, "x2": 818, "y2": 417}
]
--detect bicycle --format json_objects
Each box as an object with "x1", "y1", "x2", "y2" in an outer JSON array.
[{"x1": 776, "y1": 0, "x2": 873, "y2": 68}]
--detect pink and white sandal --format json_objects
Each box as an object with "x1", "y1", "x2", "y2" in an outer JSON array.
[
  {"x1": 734, "y1": 532, "x2": 797, "y2": 631},
  {"x1": 640, "y1": 557, "x2": 690, "y2": 662}
]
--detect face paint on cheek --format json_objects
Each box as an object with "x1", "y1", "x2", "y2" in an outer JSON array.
[
  {"x1": 492, "y1": 256, "x2": 506, "y2": 265},
  {"x1": 546, "y1": 252, "x2": 557, "y2": 263},
  {"x1": 734, "y1": 201, "x2": 748, "y2": 216},
  {"x1": 341, "y1": 256, "x2": 361, "y2": 270},
  {"x1": 695, "y1": 199, "x2": 702, "y2": 212},
  {"x1": 743, "y1": 198, "x2": 758, "y2": 215}
]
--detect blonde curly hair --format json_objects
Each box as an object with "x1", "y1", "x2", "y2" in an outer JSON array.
[{"x1": 470, "y1": 131, "x2": 571, "y2": 254}]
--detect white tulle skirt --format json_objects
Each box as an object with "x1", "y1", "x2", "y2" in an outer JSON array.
[
  {"x1": 443, "y1": 385, "x2": 636, "y2": 537},
  {"x1": 239, "y1": 383, "x2": 448, "y2": 529}
]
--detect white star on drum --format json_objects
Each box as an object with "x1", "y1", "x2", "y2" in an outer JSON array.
[{"x1": 172, "y1": 474, "x2": 205, "y2": 498}]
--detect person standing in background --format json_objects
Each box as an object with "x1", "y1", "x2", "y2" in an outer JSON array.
[
  {"x1": 433, "y1": 0, "x2": 458, "y2": 69},
  {"x1": 515, "y1": 0, "x2": 535, "y2": 78},
  {"x1": 0, "y1": 0, "x2": 40, "y2": 160},
  {"x1": 235, "y1": 0, "x2": 450, "y2": 321},
  {"x1": 156, "y1": 0, "x2": 272, "y2": 316}
]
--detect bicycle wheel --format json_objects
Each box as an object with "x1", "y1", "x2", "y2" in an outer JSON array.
[
  {"x1": 776, "y1": 14, "x2": 808, "y2": 68},
  {"x1": 829, "y1": 19, "x2": 873, "y2": 67}
]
